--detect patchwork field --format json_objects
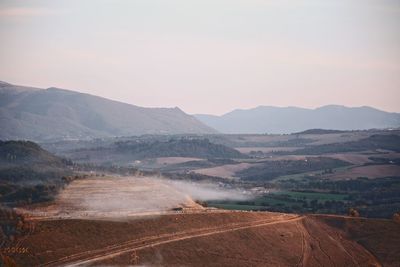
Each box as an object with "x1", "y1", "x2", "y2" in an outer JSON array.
[
  {"x1": 325, "y1": 164, "x2": 400, "y2": 180},
  {"x1": 235, "y1": 147, "x2": 302, "y2": 153}
]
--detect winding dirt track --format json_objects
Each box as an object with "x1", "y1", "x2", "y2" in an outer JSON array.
[
  {"x1": 40, "y1": 215, "x2": 303, "y2": 267},
  {"x1": 295, "y1": 221, "x2": 310, "y2": 267},
  {"x1": 296, "y1": 217, "x2": 382, "y2": 267},
  {"x1": 34, "y1": 214, "x2": 384, "y2": 267}
]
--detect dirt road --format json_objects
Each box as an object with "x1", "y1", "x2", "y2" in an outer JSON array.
[{"x1": 40, "y1": 215, "x2": 303, "y2": 267}]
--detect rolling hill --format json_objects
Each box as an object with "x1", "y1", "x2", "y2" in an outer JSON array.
[
  {"x1": 0, "y1": 81, "x2": 216, "y2": 141},
  {"x1": 195, "y1": 105, "x2": 400, "y2": 134},
  {"x1": 0, "y1": 141, "x2": 73, "y2": 204},
  {"x1": 61, "y1": 138, "x2": 246, "y2": 165}
]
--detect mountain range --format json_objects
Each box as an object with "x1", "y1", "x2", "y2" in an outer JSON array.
[
  {"x1": 2, "y1": 80, "x2": 400, "y2": 139},
  {"x1": 0, "y1": 81, "x2": 216, "y2": 141},
  {"x1": 195, "y1": 105, "x2": 400, "y2": 134}
]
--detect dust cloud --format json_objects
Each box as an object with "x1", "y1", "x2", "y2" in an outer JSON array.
[{"x1": 25, "y1": 176, "x2": 250, "y2": 219}]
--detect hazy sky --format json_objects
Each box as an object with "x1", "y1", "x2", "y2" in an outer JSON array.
[{"x1": 0, "y1": 0, "x2": 399, "y2": 115}]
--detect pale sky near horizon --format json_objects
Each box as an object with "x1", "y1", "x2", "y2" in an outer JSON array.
[{"x1": 0, "y1": 0, "x2": 399, "y2": 115}]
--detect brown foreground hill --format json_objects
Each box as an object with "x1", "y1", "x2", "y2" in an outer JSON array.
[{"x1": 4, "y1": 210, "x2": 400, "y2": 267}]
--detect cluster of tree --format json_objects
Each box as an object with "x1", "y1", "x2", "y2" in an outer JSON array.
[
  {"x1": 0, "y1": 141, "x2": 77, "y2": 206},
  {"x1": 294, "y1": 129, "x2": 346, "y2": 135},
  {"x1": 163, "y1": 171, "x2": 230, "y2": 183},
  {"x1": 160, "y1": 158, "x2": 239, "y2": 172},
  {"x1": 295, "y1": 177, "x2": 399, "y2": 193},
  {"x1": 204, "y1": 134, "x2": 314, "y2": 148},
  {"x1": 213, "y1": 172, "x2": 400, "y2": 218},
  {"x1": 367, "y1": 157, "x2": 400, "y2": 165},
  {"x1": 113, "y1": 138, "x2": 247, "y2": 159},
  {"x1": 0, "y1": 206, "x2": 34, "y2": 246},
  {"x1": 275, "y1": 176, "x2": 400, "y2": 218},
  {"x1": 286, "y1": 134, "x2": 400, "y2": 155},
  {"x1": 0, "y1": 140, "x2": 69, "y2": 166},
  {"x1": 66, "y1": 138, "x2": 247, "y2": 165},
  {"x1": 289, "y1": 199, "x2": 347, "y2": 214},
  {"x1": 237, "y1": 157, "x2": 350, "y2": 181}
]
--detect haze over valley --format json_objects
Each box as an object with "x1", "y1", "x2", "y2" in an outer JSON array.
[
  {"x1": 1, "y1": 0, "x2": 399, "y2": 266},
  {"x1": 1, "y1": 82, "x2": 400, "y2": 267}
]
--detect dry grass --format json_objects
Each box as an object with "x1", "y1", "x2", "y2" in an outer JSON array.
[
  {"x1": 315, "y1": 215, "x2": 400, "y2": 267},
  {"x1": 8, "y1": 212, "x2": 398, "y2": 266}
]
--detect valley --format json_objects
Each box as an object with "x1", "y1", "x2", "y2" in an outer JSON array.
[
  {"x1": 1, "y1": 1, "x2": 400, "y2": 265},
  {"x1": 33, "y1": 129, "x2": 400, "y2": 219},
  {"x1": 1, "y1": 107, "x2": 400, "y2": 266}
]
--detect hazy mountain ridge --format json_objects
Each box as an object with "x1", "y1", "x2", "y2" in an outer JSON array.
[
  {"x1": 195, "y1": 105, "x2": 400, "y2": 134},
  {"x1": 0, "y1": 81, "x2": 216, "y2": 141}
]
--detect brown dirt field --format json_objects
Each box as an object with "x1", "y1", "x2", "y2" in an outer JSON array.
[
  {"x1": 193, "y1": 163, "x2": 259, "y2": 179},
  {"x1": 257, "y1": 155, "x2": 310, "y2": 161},
  {"x1": 235, "y1": 147, "x2": 303, "y2": 153},
  {"x1": 19, "y1": 176, "x2": 205, "y2": 220},
  {"x1": 6, "y1": 211, "x2": 399, "y2": 267},
  {"x1": 326, "y1": 152, "x2": 400, "y2": 165},
  {"x1": 99, "y1": 215, "x2": 382, "y2": 267},
  {"x1": 155, "y1": 157, "x2": 203, "y2": 165},
  {"x1": 326, "y1": 164, "x2": 400, "y2": 180},
  {"x1": 101, "y1": 216, "x2": 304, "y2": 266},
  {"x1": 314, "y1": 215, "x2": 400, "y2": 267},
  {"x1": 300, "y1": 217, "x2": 380, "y2": 267},
  {"x1": 325, "y1": 153, "x2": 374, "y2": 165},
  {"x1": 8, "y1": 211, "x2": 292, "y2": 266}
]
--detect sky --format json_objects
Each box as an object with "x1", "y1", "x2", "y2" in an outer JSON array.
[{"x1": 0, "y1": 0, "x2": 399, "y2": 115}]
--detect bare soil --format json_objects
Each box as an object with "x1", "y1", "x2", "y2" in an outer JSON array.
[
  {"x1": 6, "y1": 211, "x2": 399, "y2": 267},
  {"x1": 194, "y1": 163, "x2": 258, "y2": 179}
]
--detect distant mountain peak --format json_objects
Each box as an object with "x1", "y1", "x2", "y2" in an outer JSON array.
[
  {"x1": 195, "y1": 105, "x2": 400, "y2": 134},
  {"x1": 0, "y1": 81, "x2": 12, "y2": 86},
  {"x1": 0, "y1": 81, "x2": 217, "y2": 141}
]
